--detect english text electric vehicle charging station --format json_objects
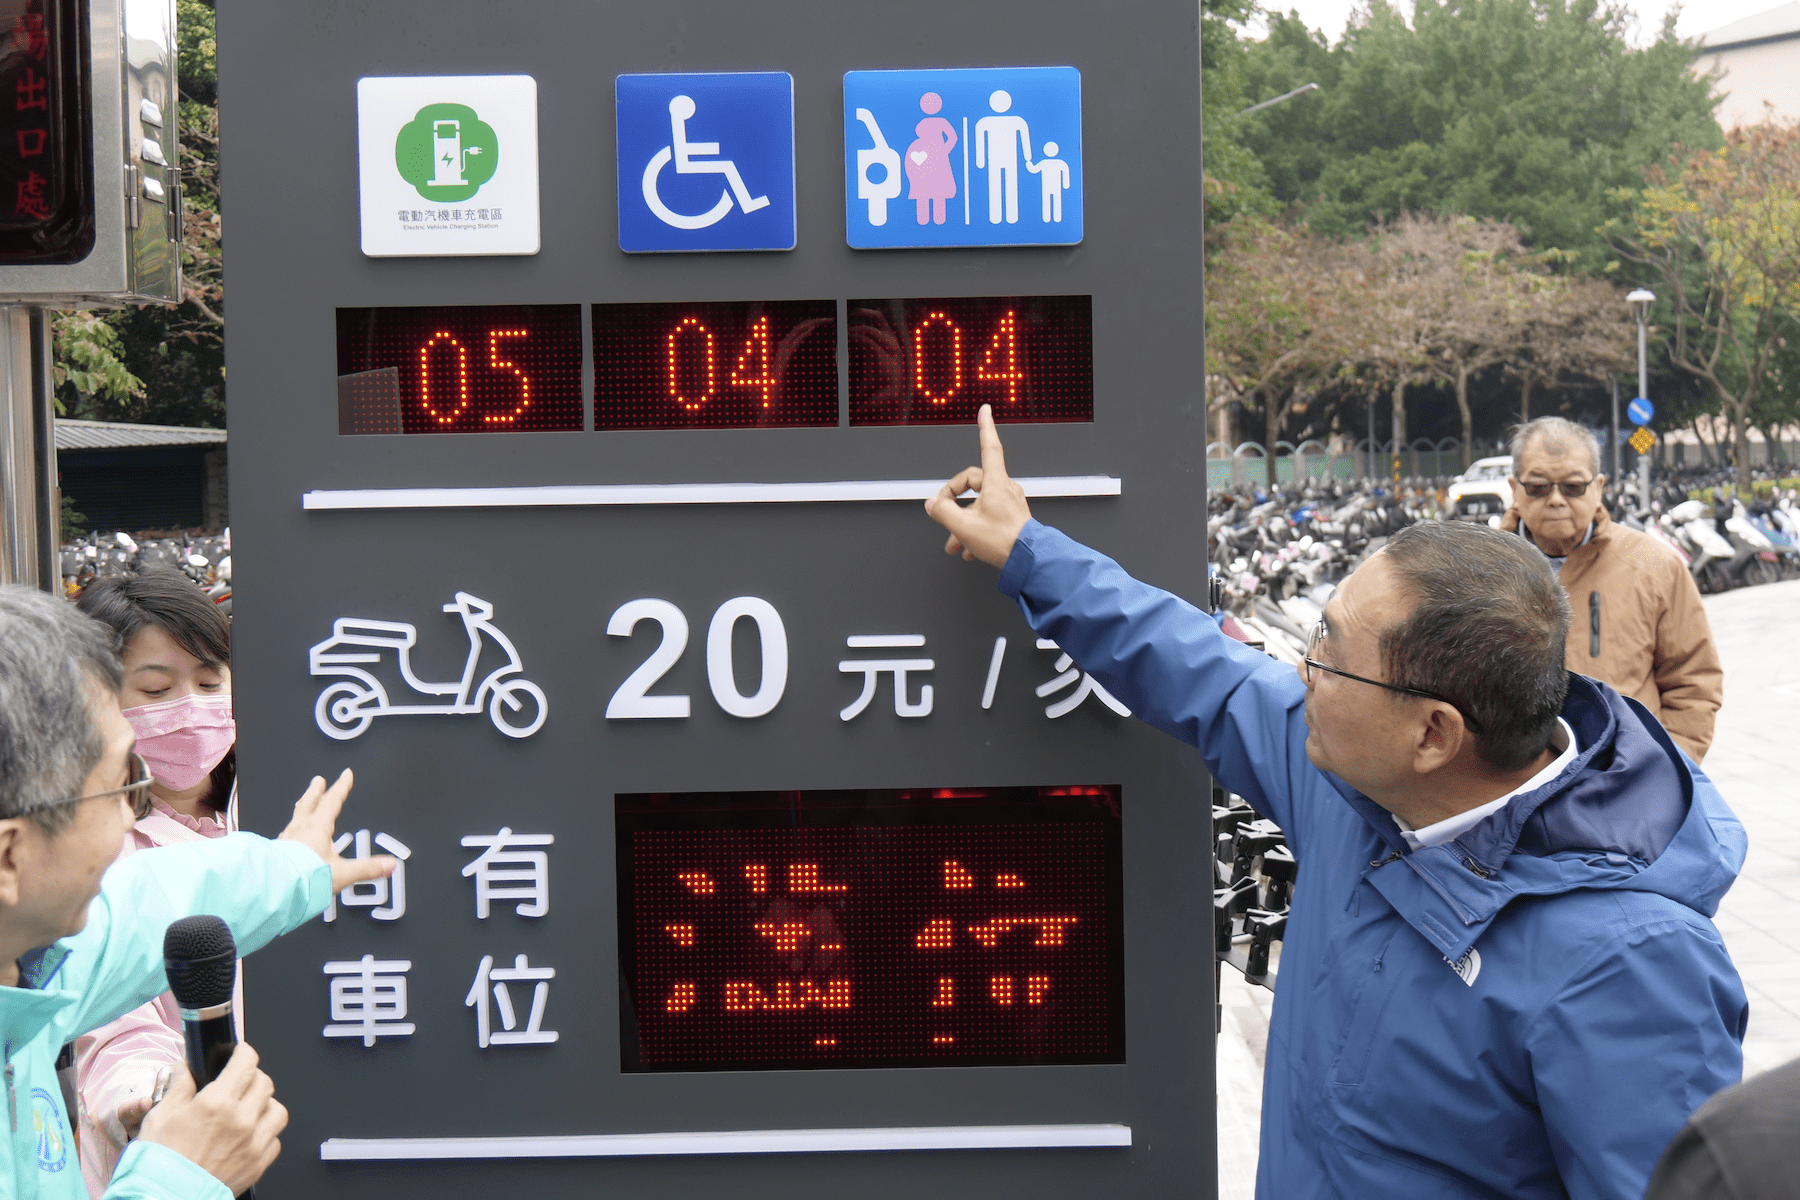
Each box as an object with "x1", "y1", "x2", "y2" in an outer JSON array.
[{"x1": 222, "y1": 1, "x2": 1210, "y2": 1194}]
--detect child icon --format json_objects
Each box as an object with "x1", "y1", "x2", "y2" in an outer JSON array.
[
  {"x1": 1028, "y1": 141, "x2": 1071, "y2": 223},
  {"x1": 904, "y1": 92, "x2": 958, "y2": 225}
]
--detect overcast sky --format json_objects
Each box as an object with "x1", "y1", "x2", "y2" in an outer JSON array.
[{"x1": 1247, "y1": 0, "x2": 1779, "y2": 45}]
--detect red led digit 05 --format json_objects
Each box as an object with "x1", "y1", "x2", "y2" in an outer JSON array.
[{"x1": 336, "y1": 305, "x2": 582, "y2": 434}]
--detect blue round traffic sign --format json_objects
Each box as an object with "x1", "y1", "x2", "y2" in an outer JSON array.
[{"x1": 1627, "y1": 397, "x2": 1654, "y2": 426}]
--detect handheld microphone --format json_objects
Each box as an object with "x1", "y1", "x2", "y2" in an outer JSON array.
[
  {"x1": 163, "y1": 915, "x2": 239, "y2": 1087},
  {"x1": 163, "y1": 915, "x2": 256, "y2": 1199}
]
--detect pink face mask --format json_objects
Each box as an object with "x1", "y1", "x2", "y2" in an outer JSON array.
[{"x1": 122, "y1": 694, "x2": 236, "y2": 794}]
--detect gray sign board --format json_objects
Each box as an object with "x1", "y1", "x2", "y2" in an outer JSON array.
[{"x1": 220, "y1": 0, "x2": 1211, "y2": 1194}]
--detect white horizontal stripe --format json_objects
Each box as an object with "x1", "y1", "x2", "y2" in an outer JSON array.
[
  {"x1": 301, "y1": 476, "x2": 1122, "y2": 510},
  {"x1": 846, "y1": 634, "x2": 927, "y2": 648},
  {"x1": 319, "y1": 1123, "x2": 1131, "y2": 1161}
]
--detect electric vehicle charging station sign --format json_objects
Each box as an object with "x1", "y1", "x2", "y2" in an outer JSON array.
[
  {"x1": 844, "y1": 66, "x2": 1082, "y2": 249},
  {"x1": 357, "y1": 74, "x2": 541, "y2": 257},
  {"x1": 616, "y1": 72, "x2": 797, "y2": 252}
]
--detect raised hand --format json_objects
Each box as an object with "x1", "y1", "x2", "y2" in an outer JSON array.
[
  {"x1": 924, "y1": 404, "x2": 1033, "y2": 568},
  {"x1": 276, "y1": 769, "x2": 395, "y2": 894}
]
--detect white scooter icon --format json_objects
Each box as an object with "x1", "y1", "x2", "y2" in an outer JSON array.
[
  {"x1": 309, "y1": 592, "x2": 548, "y2": 741},
  {"x1": 642, "y1": 94, "x2": 771, "y2": 230}
]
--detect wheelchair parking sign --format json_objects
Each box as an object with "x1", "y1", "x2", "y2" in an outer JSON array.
[
  {"x1": 843, "y1": 66, "x2": 1082, "y2": 249},
  {"x1": 616, "y1": 72, "x2": 796, "y2": 252}
]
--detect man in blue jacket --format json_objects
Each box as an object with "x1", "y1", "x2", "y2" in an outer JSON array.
[
  {"x1": 926, "y1": 408, "x2": 1747, "y2": 1200},
  {"x1": 0, "y1": 585, "x2": 396, "y2": 1199}
]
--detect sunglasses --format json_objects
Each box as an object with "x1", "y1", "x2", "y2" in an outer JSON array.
[
  {"x1": 50, "y1": 751, "x2": 157, "y2": 820},
  {"x1": 1516, "y1": 478, "x2": 1594, "y2": 500},
  {"x1": 1303, "y1": 622, "x2": 1485, "y2": 734}
]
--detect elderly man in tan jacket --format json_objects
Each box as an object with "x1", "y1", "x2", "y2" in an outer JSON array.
[{"x1": 1500, "y1": 416, "x2": 1722, "y2": 761}]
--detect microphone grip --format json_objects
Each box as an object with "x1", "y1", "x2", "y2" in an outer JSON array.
[
  {"x1": 181, "y1": 1010, "x2": 237, "y2": 1088},
  {"x1": 178, "y1": 1003, "x2": 255, "y2": 1200}
]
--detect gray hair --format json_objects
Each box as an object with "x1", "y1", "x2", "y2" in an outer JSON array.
[
  {"x1": 1380, "y1": 522, "x2": 1571, "y2": 772},
  {"x1": 1509, "y1": 417, "x2": 1602, "y2": 477},
  {"x1": 0, "y1": 586, "x2": 124, "y2": 833}
]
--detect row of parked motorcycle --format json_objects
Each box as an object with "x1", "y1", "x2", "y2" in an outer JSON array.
[
  {"x1": 1209, "y1": 471, "x2": 1800, "y2": 667},
  {"x1": 60, "y1": 529, "x2": 232, "y2": 615}
]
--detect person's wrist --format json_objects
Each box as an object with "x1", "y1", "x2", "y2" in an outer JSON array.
[{"x1": 115, "y1": 1139, "x2": 234, "y2": 1200}]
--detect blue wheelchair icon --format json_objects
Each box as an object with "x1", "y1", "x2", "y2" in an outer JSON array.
[{"x1": 618, "y1": 73, "x2": 795, "y2": 253}]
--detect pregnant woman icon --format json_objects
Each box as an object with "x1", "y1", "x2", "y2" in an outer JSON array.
[{"x1": 905, "y1": 92, "x2": 958, "y2": 226}]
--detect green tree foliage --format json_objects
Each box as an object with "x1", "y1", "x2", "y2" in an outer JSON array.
[
  {"x1": 1610, "y1": 122, "x2": 1800, "y2": 489},
  {"x1": 1202, "y1": 0, "x2": 1277, "y2": 229},
  {"x1": 49, "y1": 311, "x2": 142, "y2": 412},
  {"x1": 1237, "y1": 0, "x2": 1720, "y2": 267},
  {"x1": 53, "y1": 0, "x2": 223, "y2": 427}
]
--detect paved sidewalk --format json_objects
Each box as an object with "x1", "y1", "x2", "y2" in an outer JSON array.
[{"x1": 1216, "y1": 578, "x2": 1800, "y2": 1199}]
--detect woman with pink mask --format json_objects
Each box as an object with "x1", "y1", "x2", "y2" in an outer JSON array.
[{"x1": 71, "y1": 568, "x2": 239, "y2": 1196}]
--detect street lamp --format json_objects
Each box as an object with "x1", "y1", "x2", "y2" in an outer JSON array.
[{"x1": 1626, "y1": 288, "x2": 1655, "y2": 511}]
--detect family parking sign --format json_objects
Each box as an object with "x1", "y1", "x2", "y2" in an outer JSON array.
[
  {"x1": 616, "y1": 72, "x2": 797, "y2": 252},
  {"x1": 844, "y1": 67, "x2": 1082, "y2": 249}
]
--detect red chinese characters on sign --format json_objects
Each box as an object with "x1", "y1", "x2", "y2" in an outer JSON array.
[
  {"x1": 1, "y1": 1, "x2": 56, "y2": 229},
  {"x1": 618, "y1": 785, "x2": 1123, "y2": 1072}
]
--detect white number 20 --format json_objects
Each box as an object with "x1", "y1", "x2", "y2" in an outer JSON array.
[{"x1": 605, "y1": 597, "x2": 787, "y2": 720}]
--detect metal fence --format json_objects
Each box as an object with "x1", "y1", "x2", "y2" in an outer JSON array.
[{"x1": 1205, "y1": 439, "x2": 1491, "y2": 490}]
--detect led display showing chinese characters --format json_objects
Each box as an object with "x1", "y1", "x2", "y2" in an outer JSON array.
[
  {"x1": 848, "y1": 295, "x2": 1092, "y2": 425},
  {"x1": 617, "y1": 785, "x2": 1123, "y2": 1072},
  {"x1": 592, "y1": 300, "x2": 838, "y2": 430},
  {"x1": 0, "y1": 0, "x2": 93, "y2": 264},
  {"x1": 335, "y1": 305, "x2": 583, "y2": 434}
]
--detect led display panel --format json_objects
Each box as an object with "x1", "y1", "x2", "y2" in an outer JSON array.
[
  {"x1": 617, "y1": 785, "x2": 1123, "y2": 1072},
  {"x1": 335, "y1": 305, "x2": 583, "y2": 434},
  {"x1": 848, "y1": 295, "x2": 1092, "y2": 425},
  {"x1": 592, "y1": 299, "x2": 838, "y2": 429}
]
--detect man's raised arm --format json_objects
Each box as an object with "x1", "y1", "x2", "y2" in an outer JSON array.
[
  {"x1": 57, "y1": 769, "x2": 396, "y2": 1043},
  {"x1": 926, "y1": 406, "x2": 1324, "y2": 842}
]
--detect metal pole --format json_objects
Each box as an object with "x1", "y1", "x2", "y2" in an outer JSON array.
[
  {"x1": 29, "y1": 309, "x2": 56, "y2": 588},
  {"x1": 0, "y1": 305, "x2": 55, "y2": 591},
  {"x1": 1636, "y1": 315, "x2": 1650, "y2": 512},
  {"x1": 1609, "y1": 375, "x2": 1620, "y2": 483},
  {"x1": 1367, "y1": 397, "x2": 1376, "y2": 481}
]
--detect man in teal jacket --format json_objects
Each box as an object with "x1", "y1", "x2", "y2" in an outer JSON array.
[
  {"x1": 925, "y1": 410, "x2": 1746, "y2": 1199},
  {"x1": 0, "y1": 585, "x2": 395, "y2": 1199}
]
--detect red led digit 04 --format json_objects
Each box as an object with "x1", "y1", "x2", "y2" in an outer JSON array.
[
  {"x1": 848, "y1": 295, "x2": 1092, "y2": 426},
  {"x1": 592, "y1": 299, "x2": 837, "y2": 430}
]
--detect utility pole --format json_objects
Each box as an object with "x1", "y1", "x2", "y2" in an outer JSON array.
[{"x1": 1610, "y1": 375, "x2": 1620, "y2": 483}]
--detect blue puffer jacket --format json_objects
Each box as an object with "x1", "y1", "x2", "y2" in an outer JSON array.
[{"x1": 999, "y1": 521, "x2": 1748, "y2": 1200}]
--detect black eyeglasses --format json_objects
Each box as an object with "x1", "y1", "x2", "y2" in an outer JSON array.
[
  {"x1": 49, "y1": 751, "x2": 156, "y2": 820},
  {"x1": 1516, "y1": 478, "x2": 1594, "y2": 499},
  {"x1": 1304, "y1": 622, "x2": 1484, "y2": 733}
]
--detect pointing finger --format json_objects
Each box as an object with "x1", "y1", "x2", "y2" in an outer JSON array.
[{"x1": 978, "y1": 405, "x2": 1008, "y2": 480}]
